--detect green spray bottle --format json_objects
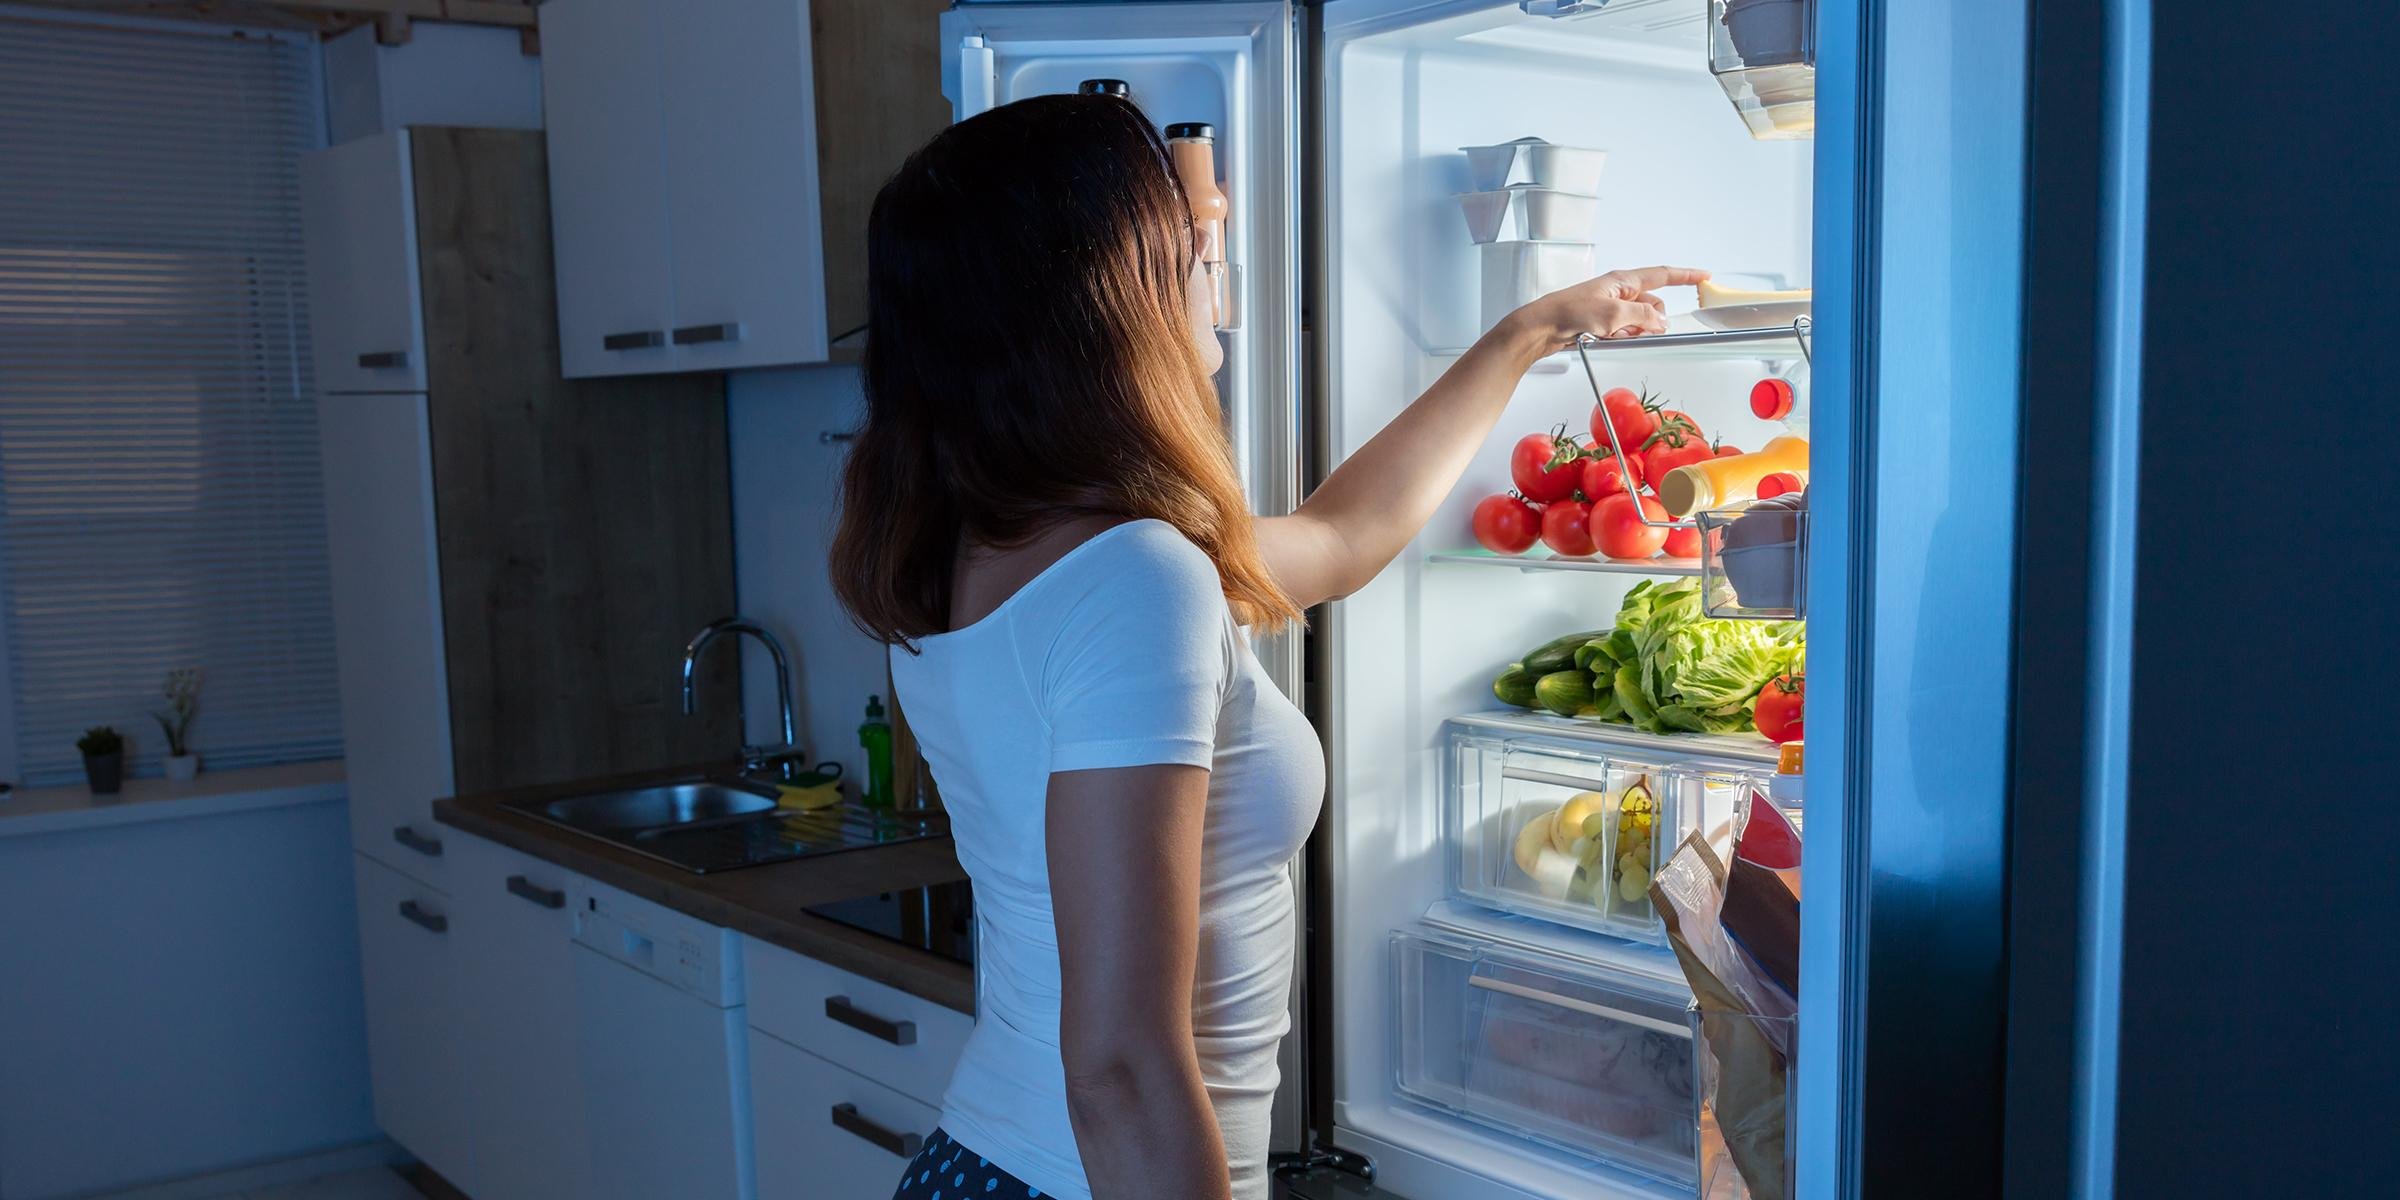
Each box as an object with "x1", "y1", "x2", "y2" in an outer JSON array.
[{"x1": 858, "y1": 695, "x2": 894, "y2": 812}]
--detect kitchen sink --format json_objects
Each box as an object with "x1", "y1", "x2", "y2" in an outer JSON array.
[
  {"x1": 527, "y1": 780, "x2": 781, "y2": 834},
  {"x1": 503, "y1": 775, "x2": 949, "y2": 874}
]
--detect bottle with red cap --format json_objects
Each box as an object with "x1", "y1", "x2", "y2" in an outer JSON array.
[{"x1": 1748, "y1": 360, "x2": 1810, "y2": 439}]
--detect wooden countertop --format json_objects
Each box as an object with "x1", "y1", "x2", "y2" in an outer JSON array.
[{"x1": 434, "y1": 762, "x2": 974, "y2": 1013}]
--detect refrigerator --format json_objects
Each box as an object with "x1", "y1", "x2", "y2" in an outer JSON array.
[{"x1": 939, "y1": 2, "x2": 2034, "y2": 1197}]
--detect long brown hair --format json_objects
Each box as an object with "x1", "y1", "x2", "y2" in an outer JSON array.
[{"x1": 830, "y1": 93, "x2": 1297, "y2": 646}]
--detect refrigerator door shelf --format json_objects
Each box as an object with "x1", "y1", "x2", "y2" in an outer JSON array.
[
  {"x1": 1444, "y1": 721, "x2": 1766, "y2": 945},
  {"x1": 1390, "y1": 924, "x2": 1712, "y2": 1191}
]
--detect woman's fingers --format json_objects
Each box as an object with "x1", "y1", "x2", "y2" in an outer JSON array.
[
  {"x1": 1604, "y1": 300, "x2": 1669, "y2": 337},
  {"x1": 1638, "y1": 291, "x2": 1667, "y2": 313},
  {"x1": 1614, "y1": 265, "x2": 1711, "y2": 293}
]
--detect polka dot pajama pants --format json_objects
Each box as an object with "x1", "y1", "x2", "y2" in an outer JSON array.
[{"x1": 890, "y1": 1128, "x2": 1043, "y2": 1199}]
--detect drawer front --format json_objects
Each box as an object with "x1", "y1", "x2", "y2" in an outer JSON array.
[
  {"x1": 750, "y1": 1031, "x2": 939, "y2": 1200},
  {"x1": 352, "y1": 854, "x2": 475, "y2": 1185},
  {"x1": 742, "y1": 935, "x2": 970, "y2": 1108}
]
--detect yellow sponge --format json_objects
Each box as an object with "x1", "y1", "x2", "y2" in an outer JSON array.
[{"x1": 776, "y1": 780, "x2": 843, "y2": 811}]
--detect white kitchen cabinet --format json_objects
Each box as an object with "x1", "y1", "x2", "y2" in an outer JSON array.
[
  {"x1": 299, "y1": 131, "x2": 427, "y2": 393},
  {"x1": 750, "y1": 1030, "x2": 939, "y2": 1200},
  {"x1": 317, "y1": 391, "x2": 455, "y2": 893},
  {"x1": 743, "y1": 934, "x2": 972, "y2": 1109},
  {"x1": 451, "y1": 835, "x2": 591, "y2": 1200},
  {"x1": 536, "y1": 0, "x2": 680, "y2": 378},
  {"x1": 353, "y1": 854, "x2": 475, "y2": 1186},
  {"x1": 539, "y1": 0, "x2": 832, "y2": 376}
]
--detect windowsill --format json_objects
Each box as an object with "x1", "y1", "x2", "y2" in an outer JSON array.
[{"x1": 0, "y1": 758, "x2": 346, "y2": 839}]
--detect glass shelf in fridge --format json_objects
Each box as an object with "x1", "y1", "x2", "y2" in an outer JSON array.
[
  {"x1": 1425, "y1": 548, "x2": 1703, "y2": 577},
  {"x1": 1430, "y1": 320, "x2": 1812, "y2": 367}
]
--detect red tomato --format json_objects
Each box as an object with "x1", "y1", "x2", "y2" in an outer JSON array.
[
  {"x1": 1539, "y1": 499, "x2": 1597, "y2": 557},
  {"x1": 1590, "y1": 386, "x2": 1660, "y2": 456},
  {"x1": 1510, "y1": 429, "x2": 1583, "y2": 504},
  {"x1": 1639, "y1": 415, "x2": 1712, "y2": 494},
  {"x1": 1590, "y1": 492, "x2": 1669, "y2": 559},
  {"x1": 1713, "y1": 439, "x2": 1744, "y2": 458},
  {"x1": 1662, "y1": 522, "x2": 1702, "y2": 559},
  {"x1": 1579, "y1": 450, "x2": 1643, "y2": 500},
  {"x1": 1757, "y1": 471, "x2": 1805, "y2": 499},
  {"x1": 1471, "y1": 494, "x2": 1540, "y2": 555},
  {"x1": 1754, "y1": 673, "x2": 1804, "y2": 743}
]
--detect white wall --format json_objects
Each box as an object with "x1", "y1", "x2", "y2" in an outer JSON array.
[
  {"x1": 0, "y1": 797, "x2": 377, "y2": 1198},
  {"x1": 726, "y1": 365, "x2": 887, "y2": 787}
]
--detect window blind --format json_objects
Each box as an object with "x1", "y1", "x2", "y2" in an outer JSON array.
[{"x1": 0, "y1": 15, "x2": 340, "y2": 786}]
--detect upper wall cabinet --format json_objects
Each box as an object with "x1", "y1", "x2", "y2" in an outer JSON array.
[
  {"x1": 301, "y1": 133, "x2": 428, "y2": 393},
  {"x1": 540, "y1": 0, "x2": 949, "y2": 377}
]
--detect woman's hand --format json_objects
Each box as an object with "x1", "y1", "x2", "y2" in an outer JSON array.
[
  {"x1": 1255, "y1": 265, "x2": 1708, "y2": 608},
  {"x1": 1505, "y1": 265, "x2": 1710, "y2": 351}
]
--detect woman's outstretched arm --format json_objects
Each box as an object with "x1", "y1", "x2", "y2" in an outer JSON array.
[{"x1": 1256, "y1": 265, "x2": 1708, "y2": 608}]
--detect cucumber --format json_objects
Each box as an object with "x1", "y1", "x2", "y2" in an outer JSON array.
[
  {"x1": 1522, "y1": 630, "x2": 1606, "y2": 677},
  {"x1": 1492, "y1": 665, "x2": 1539, "y2": 709},
  {"x1": 1534, "y1": 669, "x2": 1596, "y2": 717}
]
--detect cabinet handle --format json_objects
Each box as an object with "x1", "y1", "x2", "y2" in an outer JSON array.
[
  {"x1": 829, "y1": 1103, "x2": 922, "y2": 1159},
  {"x1": 357, "y1": 350, "x2": 409, "y2": 369},
  {"x1": 392, "y1": 825, "x2": 444, "y2": 857},
  {"x1": 670, "y1": 322, "x2": 743, "y2": 346},
  {"x1": 602, "y1": 329, "x2": 667, "y2": 351},
  {"x1": 397, "y1": 900, "x2": 448, "y2": 934},
  {"x1": 506, "y1": 874, "x2": 566, "y2": 909},
  {"x1": 824, "y1": 995, "x2": 916, "y2": 1045}
]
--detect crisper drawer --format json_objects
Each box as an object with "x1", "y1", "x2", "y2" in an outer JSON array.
[
  {"x1": 1445, "y1": 721, "x2": 1764, "y2": 944},
  {"x1": 1392, "y1": 926, "x2": 1701, "y2": 1189},
  {"x1": 742, "y1": 935, "x2": 972, "y2": 1109}
]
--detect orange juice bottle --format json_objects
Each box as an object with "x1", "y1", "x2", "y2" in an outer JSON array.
[
  {"x1": 1166, "y1": 122, "x2": 1229, "y2": 327},
  {"x1": 1657, "y1": 434, "x2": 1810, "y2": 516}
]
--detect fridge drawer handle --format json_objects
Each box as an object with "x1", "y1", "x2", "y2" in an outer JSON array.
[
  {"x1": 824, "y1": 995, "x2": 916, "y2": 1045},
  {"x1": 356, "y1": 350, "x2": 409, "y2": 370},
  {"x1": 1500, "y1": 765, "x2": 1614, "y2": 792},
  {"x1": 829, "y1": 1102, "x2": 922, "y2": 1158},
  {"x1": 391, "y1": 825, "x2": 444, "y2": 858},
  {"x1": 1467, "y1": 975, "x2": 1692, "y2": 1039},
  {"x1": 397, "y1": 900, "x2": 448, "y2": 934},
  {"x1": 670, "y1": 321, "x2": 743, "y2": 346},
  {"x1": 505, "y1": 874, "x2": 565, "y2": 909},
  {"x1": 602, "y1": 329, "x2": 667, "y2": 351}
]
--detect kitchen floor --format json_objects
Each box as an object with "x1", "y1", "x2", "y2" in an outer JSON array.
[{"x1": 215, "y1": 1168, "x2": 428, "y2": 1200}]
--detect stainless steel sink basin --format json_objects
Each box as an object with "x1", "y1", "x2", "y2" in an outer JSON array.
[{"x1": 529, "y1": 780, "x2": 780, "y2": 834}]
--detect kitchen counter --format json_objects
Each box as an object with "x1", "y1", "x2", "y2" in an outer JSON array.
[{"x1": 435, "y1": 762, "x2": 973, "y2": 1013}]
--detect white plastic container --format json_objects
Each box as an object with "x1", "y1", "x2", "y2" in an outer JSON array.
[
  {"x1": 1479, "y1": 241, "x2": 1593, "y2": 330},
  {"x1": 1460, "y1": 137, "x2": 1607, "y2": 193},
  {"x1": 1455, "y1": 185, "x2": 1597, "y2": 244}
]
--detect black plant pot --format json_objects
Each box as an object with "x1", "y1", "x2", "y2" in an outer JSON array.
[{"x1": 82, "y1": 751, "x2": 123, "y2": 795}]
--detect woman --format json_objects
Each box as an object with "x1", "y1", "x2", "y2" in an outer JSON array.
[{"x1": 832, "y1": 94, "x2": 1702, "y2": 1200}]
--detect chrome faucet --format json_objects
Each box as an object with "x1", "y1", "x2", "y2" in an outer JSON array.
[{"x1": 681, "y1": 617, "x2": 801, "y2": 777}]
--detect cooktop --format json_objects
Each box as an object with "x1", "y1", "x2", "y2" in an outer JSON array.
[{"x1": 804, "y1": 878, "x2": 975, "y2": 970}]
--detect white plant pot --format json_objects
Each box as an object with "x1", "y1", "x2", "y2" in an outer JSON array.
[{"x1": 164, "y1": 753, "x2": 201, "y2": 782}]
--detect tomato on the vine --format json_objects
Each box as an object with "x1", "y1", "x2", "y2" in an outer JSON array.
[
  {"x1": 1590, "y1": 386, "x2": 1660, "y2": 456},
  {"x1": 1639, "y1": 414, "x2": 1713, "y2": 494},
  {"x1": 1471, "y1": 494, "x2": 1541, "y2": 555},
  {"x1": 1662, "y1": 522, "x2": 1702, "y2": 559},
  {"x1": 1579, "y1": 450, "x2": 1642, "y2": 500},
  {"x1": 1510, "y1": 428, "x2": 1583, "y2": 504},
  {"x1": 1754, "y1": 673, "x2": 1804, "y2": 743},
  {"x1": 1540, "y1": 498, "x2": 1597, "y2": 557},
  {"x1": 1713, "y1": 437, "x2": 1744, "y2": 458},
  {"x1": 1589, "y1": 492, "x2": 1669, "y2": 559}
]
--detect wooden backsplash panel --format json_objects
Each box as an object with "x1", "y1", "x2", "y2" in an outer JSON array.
[{"x1": 410, "y1": 127, "x2": 741, "y2": 793}]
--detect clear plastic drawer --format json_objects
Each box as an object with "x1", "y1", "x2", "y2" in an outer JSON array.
[
  {"x1": 1444, "y1": 720, "x2": 1764, "y2": 944},
  {"x1": 1392, "y1": 926, "x2": 1701, "y2": 1186},
  {"x1": 1392, "y1": 923, "x2": 1792, "y2": 1197}
]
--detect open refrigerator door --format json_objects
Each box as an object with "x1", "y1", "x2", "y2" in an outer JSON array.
[{"x1": 1314, "y1": 2, "x2": 1813, "y2": 1197}]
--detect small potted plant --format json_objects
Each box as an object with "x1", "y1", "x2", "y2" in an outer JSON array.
[
  {"x1": 154, "y1": 668, "x2": 202, "y2": 782},
  {"x1": 77, "y1": 726, "x2": 124, "y2": 795}
]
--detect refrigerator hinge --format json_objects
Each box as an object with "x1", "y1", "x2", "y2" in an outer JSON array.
[{"x1": 1270, "y1": 1146, "x2": 1376, "y2": 1183}]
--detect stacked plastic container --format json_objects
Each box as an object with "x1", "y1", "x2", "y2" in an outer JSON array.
[
  {"x1": 1388, "y1": 708, "x2": 1790, "y2": 1196},
  {"x1": 1456, "y1": 138, "x2": 1606, "y2": 331}
]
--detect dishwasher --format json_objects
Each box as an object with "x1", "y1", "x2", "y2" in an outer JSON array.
[{"x1": 571, "y1": 876, "x2": 755, "y2": 1199}]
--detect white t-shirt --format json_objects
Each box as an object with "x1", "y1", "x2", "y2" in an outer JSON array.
[{"x1": 890, "y1": 519, "x2": 1325, "y2": 1200}]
